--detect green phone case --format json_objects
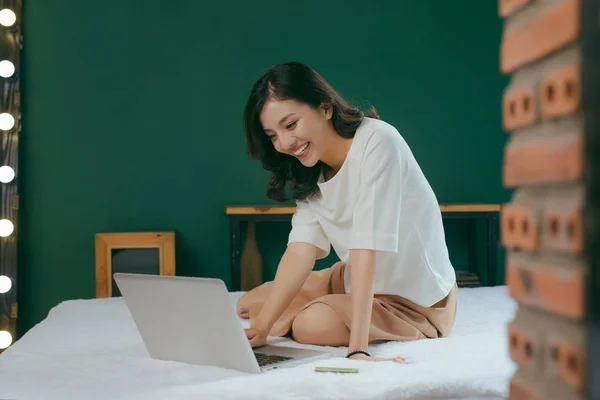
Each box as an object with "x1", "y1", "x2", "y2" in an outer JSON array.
[{"x1": 314, "y1": 366, "x2": 359, "y2": 373}]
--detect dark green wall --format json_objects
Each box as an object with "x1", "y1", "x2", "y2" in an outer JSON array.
[{"x1": 18, "y1": 0, "x2": 509, "y2": 335}]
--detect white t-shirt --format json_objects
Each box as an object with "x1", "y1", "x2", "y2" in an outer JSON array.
[{"x1": 287, "y1": 117, "x2": 456, "y2": 307}]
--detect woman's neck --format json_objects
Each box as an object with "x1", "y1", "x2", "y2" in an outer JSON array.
[{"x1": 320, "y1": 133, "x2": 353, "y2": 181}]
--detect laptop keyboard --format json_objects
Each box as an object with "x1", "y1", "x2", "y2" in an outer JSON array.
[{"x1": 254, "y1": 352, "x2": 293, "y2": 367}]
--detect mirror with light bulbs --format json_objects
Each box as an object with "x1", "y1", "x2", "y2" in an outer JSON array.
[{"x1": 0, "y1": 0, "x2": 20, "y2": 353}]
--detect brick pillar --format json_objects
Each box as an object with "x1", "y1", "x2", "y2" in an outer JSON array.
[{"x1": 499, "y1": 0, "x2": 599, "y2": 399}]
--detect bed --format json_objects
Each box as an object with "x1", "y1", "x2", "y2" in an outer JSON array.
[{"x1": 0, "y1": 285, "x2": 516, "y2": 400}]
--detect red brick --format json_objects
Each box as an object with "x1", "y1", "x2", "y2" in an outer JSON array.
[
  {"x1": 503, "y1": 86, "x2": 536, "y2": 130},
  {"x1": 501, "y1": 203, "x2": 539, "y2": 250},
  {"x1": 503, "y1": 131, "x2": 583, "y2": 187},
  {"x1": 508, "y1": 322, "x2": 537, "y2": 368},
  {"x1": 540, "y1": 63, "x2": 581, "y2": 119},
  {"x1": 506, "y1": 258, "x2": 585, "y2": 319},
  {"x1": 501, "y1": 0, "x2": 581, "y2": 73},
  {"x1": 509, "y1": 375, "x2": 544, "y2": 400},
  {"x1": 499, "y1": 0, "x2": 531, "y2": 18},
  {"x1": 544, "y1": 207, "x2": 583, "y2": 255},
  {"x1": 548, "y1": 336, "x2": 585, "y2": 392}
]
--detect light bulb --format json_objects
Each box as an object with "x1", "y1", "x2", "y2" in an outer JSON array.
[
  {"x1": 0, "y1": 60, "x2": 14, "y2": 78},
  {"x1": 0, "y1": 330, "x2": 12, "y2": 349},
  {"x1": 0, "y1": 113, "x2": 14, "y2": 131},
  {"x1": 0, "y1": 9, "x2": 16, "y2": 27},
  {"x1": 0, "y1": 166, "x2": 15, "y2": 183},
  {"x1": 0, "y1": 219, "x2": 13, "y2": 237},
  {"x1": 0, "y1": 275, "x2": 11, "y2": 293}
]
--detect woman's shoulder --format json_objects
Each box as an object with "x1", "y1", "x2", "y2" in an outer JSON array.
[{"x1": 355, "y1": 117, "x2": 407, "y2": 155}]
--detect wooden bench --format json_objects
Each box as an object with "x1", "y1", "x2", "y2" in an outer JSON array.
[{"x1": 225, "y1": 204, "x2": 500, "y2": 291}]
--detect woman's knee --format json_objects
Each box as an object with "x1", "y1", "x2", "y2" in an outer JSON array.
[
  {"x1": 236, "y1": 281, "x2": 272, "y2": 308},
  {"x1": 236, "y1": 293, "x2": 250, "y2": 311},
  {"x1": 291, "y1": 303, "x2": 349, "y2": 346}
]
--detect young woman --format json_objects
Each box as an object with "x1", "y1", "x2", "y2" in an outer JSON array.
[{"x1": 237, "y1": 62, "x2": 457, "y2": 363}]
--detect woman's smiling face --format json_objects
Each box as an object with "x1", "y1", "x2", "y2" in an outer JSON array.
[{"x1": 260, "y1": 98, "x2": 332, "y2": 168}]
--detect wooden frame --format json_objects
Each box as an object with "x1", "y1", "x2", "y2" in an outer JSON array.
[{"x1": 95, "y1": 232, "x2": 175, "y2": 298}]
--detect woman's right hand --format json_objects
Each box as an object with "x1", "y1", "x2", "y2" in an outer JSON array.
[
  {"x1": 244, "y1": 325, "x2": 268, "y2": 348},
  {"x1": 242, "y1": 243, "x2": 318, "y2": 349}
]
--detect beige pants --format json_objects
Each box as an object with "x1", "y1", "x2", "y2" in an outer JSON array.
[{"x1": 237, "y1": 261, "x2": 458, "y2": 343}]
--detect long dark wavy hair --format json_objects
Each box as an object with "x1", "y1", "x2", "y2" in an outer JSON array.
[{"x1": 243, "y1": 61, "x2": 379, "y2": 202}]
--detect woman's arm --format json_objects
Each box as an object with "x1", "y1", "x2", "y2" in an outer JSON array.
[
  {"x1": 346, "y1": 249, "x2": 406, "y2": 363},
  {"x1": 247, "y1": 242, "x2": 318, "y2": 346},
  {"x1": 348, "y1": 249, "x2": 376, "y2": 354}
]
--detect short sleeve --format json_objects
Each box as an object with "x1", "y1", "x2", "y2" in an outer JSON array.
[
  {"x1": 349, "y1": 129, "x2": 403, "y2": 252},
  {"x1": 287, "y1": 199, "x2": 330, "y2": 259}
]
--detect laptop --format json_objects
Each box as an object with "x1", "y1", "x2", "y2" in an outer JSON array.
[{"x1": 113, "y1": 272, "x2": 329, "y2": 373}]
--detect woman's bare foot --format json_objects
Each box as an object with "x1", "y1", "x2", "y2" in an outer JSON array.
[{"x1": 238, "y1": 306, "x2": 249, "y2": 319}]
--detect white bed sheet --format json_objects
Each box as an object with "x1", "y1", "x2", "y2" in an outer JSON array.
[{"x1": 0, "y1": 286, "x2": 516, "y2": 400}]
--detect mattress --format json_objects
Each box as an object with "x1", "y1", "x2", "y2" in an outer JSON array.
[{"x1": 0, "y1": 286, "x2": 516, "y2": 400}]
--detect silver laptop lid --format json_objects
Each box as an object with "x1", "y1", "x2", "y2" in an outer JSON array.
[{"x1": 113, "y1": 273, "x2": 261, "y2": 373}]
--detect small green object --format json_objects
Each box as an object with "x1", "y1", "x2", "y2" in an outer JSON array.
[{"x1": 314, "y1": 366, "x2": 359, "y2": 373}]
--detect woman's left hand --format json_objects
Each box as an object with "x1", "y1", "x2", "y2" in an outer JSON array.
[{"x1": 347, "y1": 353, "x2": 407, "y2": 363}]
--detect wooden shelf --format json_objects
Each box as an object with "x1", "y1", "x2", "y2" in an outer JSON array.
[
  {"x1": 225, "y1": 203, "x2": 500, "y2": 215},
  {"x1": 225, "y1": 203, "x2": 501, "y2": 291}
]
